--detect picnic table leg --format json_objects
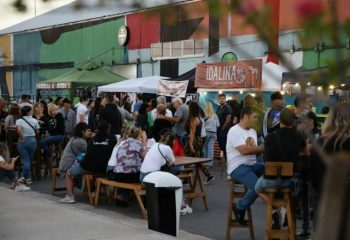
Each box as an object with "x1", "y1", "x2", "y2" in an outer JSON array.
[
  {"x1": 134, "y1": 189, "x2": 148, "y2": 219},
  {"x1": 94, "y1": 179, "x2": 101, "y2": 206},
  {"x1": 196, "y1": 164, "x2": 209, "y2": 210}
]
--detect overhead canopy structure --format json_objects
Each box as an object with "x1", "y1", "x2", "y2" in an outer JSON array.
[
  {"x1": 262, "y1": 62, "x2": 289, "y2": 91},
  {"x1": 97, "y1": 75, "x2": 169, "y2": 94},
  {"x1": 282, "y1": 66, "x2": 350, "y2": 86},
  {"x1": 37, "y1": 61, "x2": 126, "y2": 89}
]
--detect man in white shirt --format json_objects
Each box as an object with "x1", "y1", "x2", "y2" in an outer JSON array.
[
  {"x1": 226, "y1": 107, "x2": 264, "y2": 224},
  {"x1": 76, "y1": 95, "x2": 89, "y2": 124}
]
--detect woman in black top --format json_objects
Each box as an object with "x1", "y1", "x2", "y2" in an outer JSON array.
[{"x1": 40, "y1": 104, "x2": 65, "y2": 160}]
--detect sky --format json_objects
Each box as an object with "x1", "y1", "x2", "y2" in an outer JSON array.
[{"x1": 0, "y1": 0, "x2": 76, "y2": 30}]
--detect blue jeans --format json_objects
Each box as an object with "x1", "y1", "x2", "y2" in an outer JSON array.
[
  {"x1": 0, "y1": 168, "x2": 16, "y2": 181},
  {"x1": 41, "y1": 135, "x2": 65, "y2": 158},
  {"x1": 230, "y1": 164, "x2": 264, "y2": 210},
  {"x1": 17, "y1": 136, "x2": 37, "y2": 179},
  {"x1": 202, "y1": 132, "x2": 216, "y2": 166},
  {"x1": 255, "y1": 176, "x2": 291, "y2": 193}
]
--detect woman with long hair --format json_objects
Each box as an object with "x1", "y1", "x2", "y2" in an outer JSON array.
[
  {"x1": 310, "y1": 103, "x2": 350, "y2": 227},
  {"x1": 40, "y1": 104, "x2": 65, "y2": 161},
  {"x1": 184, "y1": 101, "x2": 202, "y2": 157},
  {"x1": 88, "y1": 97, "x2": 102, "y2": 131},
  {"x1": 59, "y1": 122, "x2": 92, "y2": 174},
  {"x1": 16, "y1": 106, "x2": 40, "y2": 184},
  {"x1": 202, "y1": 101, "x2": 220, "y2": 183},
  {"x1": 32, "y1": 102, "x2": 48, "y2": 136}
]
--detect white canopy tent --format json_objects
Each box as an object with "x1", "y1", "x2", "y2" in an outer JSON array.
[{"x1": 97, "y1": 75, "x2": 169, "y2": 94}]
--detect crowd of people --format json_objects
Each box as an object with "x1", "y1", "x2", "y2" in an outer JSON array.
[{"x1": 0, "y1": 91, "x2": 349, "y2": 235}]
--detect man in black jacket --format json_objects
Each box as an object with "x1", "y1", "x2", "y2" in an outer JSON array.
[{"x1": 99, "y1": 94, "x2": 123, "y2": 135}]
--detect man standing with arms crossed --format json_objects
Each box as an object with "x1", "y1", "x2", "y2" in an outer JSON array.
[{"x1": 216, "y1": 94, "x2": 231, "y2": 159}]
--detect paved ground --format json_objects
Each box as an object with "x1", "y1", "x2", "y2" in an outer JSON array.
[
  {"x1": 0, "y1": 165, "x2": 307, "y2": 240},
  {"x1": 0, "y1": 186, "x2": 210, "y2": 240}
]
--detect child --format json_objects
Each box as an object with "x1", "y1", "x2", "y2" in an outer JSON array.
[{"x1": 0, "y1": 142, "x2": 30, "y2": 191}]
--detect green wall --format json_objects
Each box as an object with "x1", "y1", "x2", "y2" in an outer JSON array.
[{"x1": 39, "y1": 18, "x2": 126, "y2": 79}]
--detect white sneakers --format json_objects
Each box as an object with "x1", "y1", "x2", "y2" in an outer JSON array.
[
  {"x1": 180, "y1": 204, "x2": 193, "y2": 215},
  {"x1": 59, "y1": 195, "x2": 76, "y2": 204},
  {"x1": 14, "y1": 184, "x2": 31, "y2": 192}
]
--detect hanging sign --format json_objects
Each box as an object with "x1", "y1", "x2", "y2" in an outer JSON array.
[
  {"x1": 158, "y1": 80, "x2": 189, "y2": 98},
  {"x1": 36, "y1": 82, "x2": 72, "y2": 89},
  {"x1": 195, "y1": 59, "x2": 262, "y2": 89}
]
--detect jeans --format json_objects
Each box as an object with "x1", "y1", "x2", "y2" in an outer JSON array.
[
  {"x1": 230, "y1": 164, "x2": 264, "y2": 210},
  {"x1": 202, "y1": 132, "x2": 216, "y2": 166},
  {"x1": 17, "y1": 136, "x2": 37, "y2": 179},
  {"x1": 41, "y1": 135, "x2": 65, "y2": 158},
  {"x1": 255, "y1": 176, "x2": 291, "y2": 193},
  {"x1": 217, "y1": 128, "x2": 228, "y2": 159},
  {"x1": 0, "y1": 168, "x2": 16, "y2": 181}
]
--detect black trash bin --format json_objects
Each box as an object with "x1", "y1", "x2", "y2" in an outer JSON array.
[{"x1": 143, "y1": 171, "x2": 182, "y2": 237}]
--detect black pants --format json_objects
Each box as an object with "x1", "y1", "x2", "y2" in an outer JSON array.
[
  {"x1": 217, "y1": 128, "x2": 228, "y2": 160},
  {"x1": 296, "y1": 172, "x2": 310, "y2": 230},
  {"x1": 107, "y1": 171, "x2": 140, "y2": 199}
]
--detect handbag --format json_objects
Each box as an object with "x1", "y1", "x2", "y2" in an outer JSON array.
[{"x1": 172, "y1": 137, "x2": 185, "y2": 156}]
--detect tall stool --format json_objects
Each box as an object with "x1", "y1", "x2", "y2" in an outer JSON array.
[
  {"x1": 226, "y1": 180, "x2": 255, "y2": 240},
  {"x1": 264, "y1": 162, "x2": 296, "y2": 240}
]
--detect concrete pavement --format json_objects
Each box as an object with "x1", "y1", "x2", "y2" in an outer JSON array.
[{"x1": 0, "y1": 186, "x2": 210, "y2": 240}]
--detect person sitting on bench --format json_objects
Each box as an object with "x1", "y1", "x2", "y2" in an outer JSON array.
[
  {"x1": 107, "y1": 127, "x2": 147, "y2": 207},
  {"x1": 59, "y1": 121, "x2": 116, "y2": 204}
]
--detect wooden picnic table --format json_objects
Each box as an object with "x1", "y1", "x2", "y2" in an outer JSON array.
[{"x1": 174, "y1": 156, "x2": 211, "y2": 210}]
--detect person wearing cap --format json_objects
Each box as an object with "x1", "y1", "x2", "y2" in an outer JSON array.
[
  {"x1": 58, "y1": 98, "x2": 76, "y2": 140},
  {"x1": 263, "y1": 91, "x2": 285, "y2": 138}
]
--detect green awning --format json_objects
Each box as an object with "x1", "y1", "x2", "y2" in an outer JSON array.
[{"x1": 37, "y1": 60, "x2": 126, "y2": 89}]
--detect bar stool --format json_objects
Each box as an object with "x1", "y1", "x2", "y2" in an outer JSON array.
[
  {"x1": 226, "y1": 180, "x2": 255, "y2": 240},
  {"x1": 264, "y1": 162, "x2": 296, "y2": 240},
  {"x1": 51, "y1": 167, "x2": 67, "y2": 194}
]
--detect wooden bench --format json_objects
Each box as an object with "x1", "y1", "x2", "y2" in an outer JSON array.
[
  {"x1": 94, "y1": 177, "x2": 147, "y2": 219},
  {"x1": 82, "y1": 173, "x2": 107, "y2": 205},
  {"x1": 51, "y1": 167, "x2": 67, "y2": 194}
]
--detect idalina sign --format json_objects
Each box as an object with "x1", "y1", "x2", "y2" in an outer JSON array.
[{"x1": 195, "y1": 59, "x2": 262, "y2": 89}]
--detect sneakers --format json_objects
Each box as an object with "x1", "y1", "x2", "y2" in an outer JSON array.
[
  {"x1": 18, "y1": 177, "x2": 25, "y2": 184},
  {"x1": 25, "y1": 178, "x2": 33, "y2": 185},
  {"x1": 233, "y1": 203, "x2": 247, "y2": 225},
  {"x1": 18, "y1": 177, "x2": 32, "y2": 185},
  {"x1": 205, "y1": 176, "x2": 215, "y2": 185},
  {"x1": 15, "y1": 184, "x2": 31, "y2": 192},
  {"x1": 59, "y1": 195, "x2": 76, "y2": 204},
  {"x1": 180, "y1": 204, "x2": 193, "y2": 215}
]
